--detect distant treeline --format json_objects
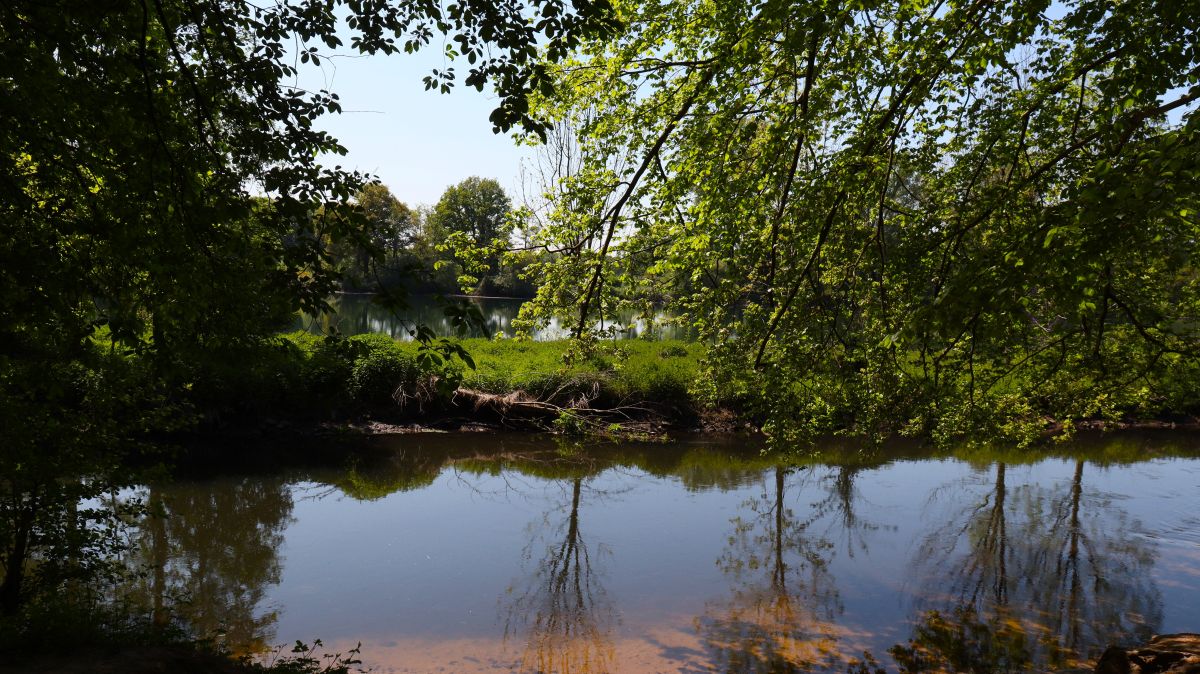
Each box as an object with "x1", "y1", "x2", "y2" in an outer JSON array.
[{"x1": 331, "y1": 178, "x2": 540, "y2": 298}]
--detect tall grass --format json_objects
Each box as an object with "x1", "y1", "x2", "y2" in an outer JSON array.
[{"x1": 189, "y1": 332, "x2": 709, "y2": 425}]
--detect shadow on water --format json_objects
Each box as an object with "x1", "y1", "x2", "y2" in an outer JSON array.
[
  {"x1": 120, "y1": 477, "x2": 294, "y2": 657},
  {"x1": 114, "y1": 430, "x2": 1200, "y2": 672}
]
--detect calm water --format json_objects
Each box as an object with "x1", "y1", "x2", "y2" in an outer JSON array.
[
  {"x1": 294, "y1": 294, "x2": 694, "y2": 340},
  {"x1": 123, "y1": 433, "x2": 1200, "y2": 673}
]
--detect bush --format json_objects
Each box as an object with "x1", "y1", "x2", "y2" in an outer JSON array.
[
  {"x1": 612, "y1": 341, "x2": 702, "y2": 406},
  {"x1": 182, "y1": 337, "x2": 312, "y2": 421},
  {"x1": 192, "y1": 331, "x2": 709, "y2": 423},
  {"x1": 345, "y1": 334, "x2": 418, "y2": 407},
  {"x1": 294, "y1": 334, "x2": 356, "y2": 406},
  {"x1": 455, "y1": 337, "x2": 703, "y2": 408}
]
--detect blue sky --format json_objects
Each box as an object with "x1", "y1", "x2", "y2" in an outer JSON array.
[{"x1": 297, "y1": 42, "x2": 535, "y2": 208}]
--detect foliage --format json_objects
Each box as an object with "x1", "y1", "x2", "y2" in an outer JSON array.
[
  {"x1": 0, "y1": 594, "x2": 189, "y2": 662},
  {"x1": 427, "y1": 176, "x2": 516, "y2": 292},
  {"x1": 357, "y1": 185, "x2": 418, "y2": 252},
  {"x1": 0, "y1": 339, "x2": 166, "y2": 614},
  {"x1": 344, "y1": 334, "x2": 419, "y2": 407},
  {"x1": 518, "y1": 0, "x2": 1200, "y2": 443},
  {"x1": 0, "y1": 0, "x2": 618, "y2": 615},
  {"x1": 329, "y1": 184, "x2": 418, "y2": 291},
  {"x1": 455, "y1": 337, "x2": 703, "y2": 407},
  {"x1": 328, "y1": 180, "x2": 542, "y2": 297},
  {"x1": 1, "y1": 597, "x2": 362, "y2": 673},
  {"x1": 429, "y1": 177, "x2": 513, "y2": 249},
  {"x1": 255, "y1": 639, "x2": 363, "y2": 674},
  {"x1": 181, "y1": 332, "x2": 707, "y2": 427},
  {"x1": 202, "y1": 332, "x2": 425, "y2": 418}
]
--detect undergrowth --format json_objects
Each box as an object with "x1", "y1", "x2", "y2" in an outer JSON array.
[{"x1": 187, "y1": 332, "x2": 710, "y2": 430}]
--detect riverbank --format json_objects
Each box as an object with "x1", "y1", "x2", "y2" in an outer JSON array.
[
  {"x1": 0, "y1": 600, "x2": 363, "y2": 674},
  {"x1": 179, "y1": 330, "x2": 1200, "y2": 449},
  {"x1": 189, "y1": 332, "x2": 732, "y2": 441},
  {"x1": 1, "y1": 645, "x2": 263, "y2": 674}
]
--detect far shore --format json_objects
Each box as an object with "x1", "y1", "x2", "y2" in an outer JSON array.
[{"x1": 333, "y1": 290, "x2": 535, "y2": 300}]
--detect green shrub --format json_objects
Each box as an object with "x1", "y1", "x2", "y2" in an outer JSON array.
[
  {"x1": 345, "y1": 334, "x2": 419, "y2": 407},
  {"x1": 183, "y1": 336, "x2": 315, "y2": 420},
  {"x1": 240, "y1": 332, "x2": 711, "y2": 420},
  {"x1": 611, "y1": 340, "x2": 702, "y2": 404},
  {"x1": 299, "y1": 336, "x2": 357, "y2": 404},
  {"x1": 659, "y1": 344, "x2": 690, "y2": 358}
]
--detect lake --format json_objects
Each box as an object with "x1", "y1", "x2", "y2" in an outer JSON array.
[
  {"x1": 123, "y1": 432, "x2": 1200, "y2": 673},
  {"x1": 294, "y1": 294, "x2": 695, "y2": 341}
]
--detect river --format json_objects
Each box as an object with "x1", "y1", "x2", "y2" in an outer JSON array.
[
  {"x1": 121, "y1": 432, "x2": 1200, "y2": 672},
  {"x1": 294, "y1": 294, "x2": 694, "y2": 341}
]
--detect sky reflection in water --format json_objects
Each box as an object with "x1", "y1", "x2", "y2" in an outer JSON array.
[{"x1": 124, "y1": 433, "x2": 1200, "y2": 673}]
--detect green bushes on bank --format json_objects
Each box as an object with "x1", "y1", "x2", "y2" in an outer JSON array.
[
  {"x1": 188, "y1": 332, "x2": 707, "y2": 426},
  {"x1": 186, "y1": 332, "x2": 415, "y2": 423},
  {"x1": 343, "y1": 334, "x2": 420, "y2": 406},
  {"x1": 451, "y1": 338, "x2": 704, "y2": 409},
  {"x1": 274, "y1": 332, "x2": 421, "y2": 412},
  {"x1": 139, "y1": 326, "x2": 1200, "y2": 436}
]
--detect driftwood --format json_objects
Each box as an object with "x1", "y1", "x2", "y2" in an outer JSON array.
[
  {"x1": 450, "y1": 383, "x2": 665, "y2": 436},
  {"x1": 388, "y1": 374, "x2": 689, "y2": 437}
]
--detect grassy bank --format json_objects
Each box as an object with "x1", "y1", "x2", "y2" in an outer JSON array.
[
  {"x1": 187, "y1": 332, "x2": 718, "y2": 436},
  {"x1": 183, "y1": 329, "x2": 1200, "y2": 443}
]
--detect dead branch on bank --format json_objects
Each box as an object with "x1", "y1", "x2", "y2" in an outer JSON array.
[
  {"x1": 389, "y1": 373, "x2": 679, "y2": 439},
  {"x1": 452, "y1": 386, "x2": 666, "y2": 438}
]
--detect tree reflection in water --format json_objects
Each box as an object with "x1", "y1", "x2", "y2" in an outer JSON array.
[
  {"x1": 122, "y1": 476, "x2": 294, "y2": 656},
  {"x1": 502, "y1": 473, "x2": 618, "y2": 673},
  {"x1": 696, "y1": 466, "x2": 850, "y2": 673},
  {"x1": 811, "y1": 465, "x2": 892, "y2": 560},
  {"x1": 894, "y1": 461, "x2": 1161, "y2": 672}
]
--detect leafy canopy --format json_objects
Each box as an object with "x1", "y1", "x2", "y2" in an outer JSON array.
[
  {"x1": 518, "y1": 0, "x2": 1200, "y2": 442},
  {"x1": 428, "y1": 176, "x2": 515, "y2": 290},
  {"x1": 429, "y1": 176, "x2": 514, "y2": 246}
]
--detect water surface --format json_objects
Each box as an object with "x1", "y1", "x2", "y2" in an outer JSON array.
[
  {"x1": 124, "y1": 433, "x2": 1200, "y2": 672},
  {"x1": 294, "y1": 294, "x2": 693, "y2": 340}
]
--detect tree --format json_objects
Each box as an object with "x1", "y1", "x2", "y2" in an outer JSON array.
[
  {"x1": 518, "y1": 0, "x2": 1200, "y2": 442},
  {"x1": 427, "y1": 176, "x2": 516, "y2": 293},
  {"x1": 429, "y1": 177, "x2": 513, "y2": 248},
  {"x1": 0, "y1": 0, "x2": 617, "y2": 614},
  {"x1": 329, "y1": 184, "x2": 418, "y2": 288},
  {"x1": 358, "y1": 184, "x2": 418, "y2": 261}
]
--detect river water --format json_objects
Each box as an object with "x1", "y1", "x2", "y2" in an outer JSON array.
[
  {"x1": 294, "y1": 294, "x2": 694, "y2": 341},
  {"x1": 123, "y1": 432, "x2": 1200, "y2": 673}
]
